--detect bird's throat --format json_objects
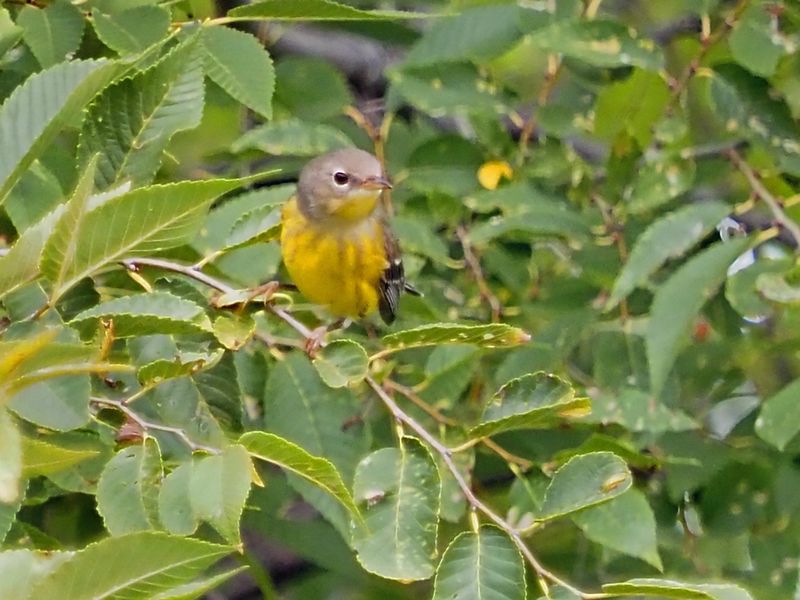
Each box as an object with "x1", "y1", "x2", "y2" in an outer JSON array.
[{"x1": 327, "y1": 190, "x2": 380, "y2": 221}]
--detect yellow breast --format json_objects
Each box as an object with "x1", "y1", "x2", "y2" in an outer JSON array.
[{"x1": 280, "y1": 197, "x2": 387, "y2": 319}]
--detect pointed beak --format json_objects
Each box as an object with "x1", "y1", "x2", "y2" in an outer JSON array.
[{"x1": 360, "y1": 176, "x2": 392, "y2": 190}]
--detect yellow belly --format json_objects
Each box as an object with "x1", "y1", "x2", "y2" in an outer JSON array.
[{"x1": 281, "y1": 198, "x2": 387, "y2": 319}]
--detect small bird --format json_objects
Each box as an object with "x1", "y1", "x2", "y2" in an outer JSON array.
[{"x1": 280, "y1": 148, "x2": 419, "y2": 336}]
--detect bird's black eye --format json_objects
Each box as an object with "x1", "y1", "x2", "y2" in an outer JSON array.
[{"x1": 333, "y1": 171, "x2": 349, "y2": 186}]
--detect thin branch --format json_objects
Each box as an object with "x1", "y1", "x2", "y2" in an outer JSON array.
[
  {"x1": 121, "y1": 258, "x2": 316, "y2": 342},
  {"x1": 366, "y1": 376, "x2": 609, "y2": 599},
  {"x1": 384, "y1": 379, "x2": 459, "y2": 426},
  {"x1": 456, "y1": 226, "x2": 502, "y2": 322},
  {"x1": 728, "y1": 149, "x2": 800, "y2": 250},
  {"x1": 92, "y1": 396, "x2": 221, "y2": 454}
]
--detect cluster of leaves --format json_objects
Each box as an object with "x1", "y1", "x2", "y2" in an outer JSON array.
[{"x1": 0, "y1": 0, "x2": 799, "y2": 598}]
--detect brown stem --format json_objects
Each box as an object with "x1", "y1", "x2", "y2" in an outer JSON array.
[
  {"x1": 728, "y1": 149, "x2": 800, "y2": 250},
  {"x1": 456, "y1": 226, "x2": 502, "y2": 322},
  {"x1": 92, "y1": 396, "x2": 221, "y2": 454}
]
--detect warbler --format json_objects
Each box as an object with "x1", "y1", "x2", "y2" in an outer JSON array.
[{"x1": 280, "y1": 148, "x2": 419, "y2": 326}]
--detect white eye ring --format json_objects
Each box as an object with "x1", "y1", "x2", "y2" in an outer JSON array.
[{"x1": 332, "y1": 171, "x2": 350, "y2": 186}]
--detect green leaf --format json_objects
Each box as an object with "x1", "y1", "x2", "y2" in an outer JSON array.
[
  {"x1": 467, "y1": 204, "x2": 592, "y2": 245},
  {"x1": 18, "y1": 0, "x2": 84, "y2": 68},
  {"x1": 529, "y1": 19, "x2": 663, "y2": 70},
  {"x1": 710, "y1": 65, "x2": 800, "y2": 175},
  {"x1": 158, "y1": 462, "x2": 198, "y2": 536},
  {"x1": 624, "y1": 155, "x2": 695, "y2": 214},
  {"x1": 392, "y1": 216, "x2": 451, "y2": 265},
  {"x1": 189, "y1": 444, "x2": 252, "y2": 544},
  {"x1": 263, "y1": 353, "x2": 368, "y2": 483},
  {"x1": 0, "y1": 207, "x2": 63, "y2": 300},
  {"x1": 730, "y1": 2, "x2": 788, "y2": 77},
  {"x1": 201, "y1": 26, "x2": 274, "y2": 120},
  {"x1": 470, "y1": 372, "x2": 590, "y2": 439},
  {"x1": 0, "y1": 550, "x2": 71, "y2": 600},
  {"x1": 5, "y1": 160, "x2": 64, "y2": 232},
  {"x1": 351, "y1": 438, "x2": 440, "y2": 581},
  {"x1": 594, "y1": 69, "x2": 670, "y2": 147},
  {"x1": 572, "y1": 489, "x2": 662, "y2": 570},
  {"x1": 39, "y1": 155, "x2": 98, "y2": 303},
  {"x1": 0, "y1": 8, "x2": 23, "y2": 58},
  {"x1": 432, "y1": 526, "x2": 525, "y2": 600},
  {"x1": 21, "y1": 436, "x2": 99, "y2": 477},
  {"x1": 603, "y1": 578, "x2": 753, "y2": 600},
  {"x1": 149, "y1": 567, "x2": 247, "y2": 600},
  {"x1": 241, "y1": 431, "x2": 361, "y2": 523},
  {"x1": 607, "y1": 202, "x2": 731, "y2": 309},
  {"x1": 538, "y1": 452, "x2": 632, "y2": 520},
  {"x1": 78, "y1": 40, "x2": 205, "y2": 189},
  {"x1": 756, "y1": 271, "x2": 800, "y2": 304},
  {"x1": 274, "y1": 57, "x2": 352, "y2": 121},
  {"x1": 382, "y1": 323, "x2": 531, "y2": 350},
  {"x1": 0, "y1": 409, "x2": 22, "y2": 504},
  {"x1": 213, "y1": 314, "x2": 255, "y2": 351},
  {"x1": 223, "y1": 205, "x2": 282, "y2": 252},
  {"x1": 137, "y1": 351, "x2": 223, "y2": 385},
  {"x1": 405, "y1": 5, "x2": 524, "y2": 66},
  {"x1": 231, "y1": 119, "x2": 353, "y2": 156},
  {"x1": 8, "y1": 374, "x2": 91, "y2": 431},
  {"x1": 26, "y1": 532, "x2": 233, "y2": 599},
  {"x1": 312, "y1": 340, "x2": 368, "y2": 388},
  {"x1": 0, "y1": 59, "x2": 122, "y2": 204},
  {"x1": 70, "y1": 292, "x2": 213, "y2": 338},
  {"x1": 96, "y1": 438, "x2": 163, "y2": 535},
  {"x1": 755, "y1": 377, "x2": 800, "y2": 450},
  {"x1": 228, "y1": 0, "x2": 426, "y2": 21},
  {"x1": 646, "y1": 237, "x2": 751, "y2": 396},
  {"x1": 388, "y1": 63, "x2": 508, "y2": 116},
  {"x1": 49, "y1": 177, "x2": 250, "y2": 295},
  {"x1": 92, "y1": 6, "x2": 171, "y2": 55},
  {"x1": 586, "y1": 388, "x2": 698, "y2": 434}
]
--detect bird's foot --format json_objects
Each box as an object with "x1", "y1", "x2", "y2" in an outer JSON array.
[{"x1": 304, "y1": 325, "x2": 329, "y2": 357}]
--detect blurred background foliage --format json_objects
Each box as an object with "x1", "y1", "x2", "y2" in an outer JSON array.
[{"x1": 1, "y1": 0, "x2": 799, "y2": 598}]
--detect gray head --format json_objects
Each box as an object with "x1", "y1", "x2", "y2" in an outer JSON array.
[{"x1": 296, "y1": 148, "x2": 391, "y2": 221}]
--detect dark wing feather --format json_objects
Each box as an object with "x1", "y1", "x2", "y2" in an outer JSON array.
[{"x1": 378, "y1": 224, "x2": 411, "y2": 325}]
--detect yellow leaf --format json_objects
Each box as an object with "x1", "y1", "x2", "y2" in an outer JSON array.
[{"x1": 477, "y1": 160, "x2": 513, "y2": 190}]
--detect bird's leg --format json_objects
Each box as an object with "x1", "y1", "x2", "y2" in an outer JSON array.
[{"x1": 304, "y1": 318, "x2": 351, "y2": 357}]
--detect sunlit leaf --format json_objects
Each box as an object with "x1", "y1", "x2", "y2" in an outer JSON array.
[
  {"x1": 26, "y1": 532, "x2": 233, "y2": 599},
  {"x1": 241, "y1": 431, "x2": 361, "y2": 523},
  {"x1": 21, "y1": 436, "x2": 99, "y2": 477}
]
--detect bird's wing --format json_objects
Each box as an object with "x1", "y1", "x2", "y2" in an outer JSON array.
[{"x1": 378, "y1": 224, "x2": 407, "y2": 325}]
